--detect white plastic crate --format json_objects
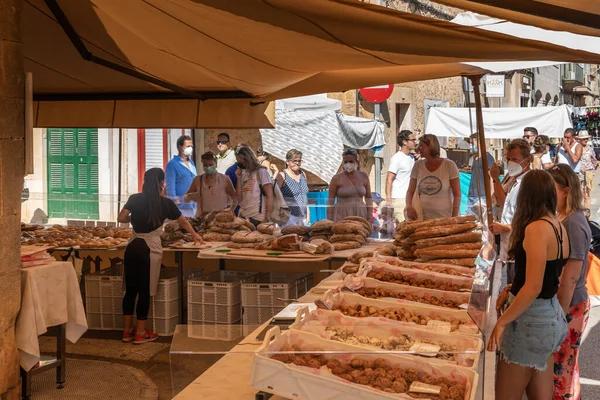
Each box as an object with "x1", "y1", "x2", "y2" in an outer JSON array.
[
  {"x1": 187, "y1": 321, "x2": 243, "y2": 341},
  {"x1": 85, "y1": 275, "x2": 123, "y2": 298},
  {"x1": 242, "y1": 306, "x2": 284, "y2": 325},
  {"x1": 149, "y1": 299, "x2": 179, "y2": 319},
  {"x1": 86, "y1": 313, "x2": 125, "y2": 330},
  {"x1": 188, "y1": 303, "x2": 242, "y2": 324},
  {"x1": 188, "y1": 271, "x2": 262, "y2": 306},
  {"x1": 147, "y1": 316, "x2": 178, "y2": 336},
  {"x1": 86, "y1": 297, "x2": 122, "y2": 315},
  {"x1": 241, "y1": 273, "x2": 312, "y2": 308}
]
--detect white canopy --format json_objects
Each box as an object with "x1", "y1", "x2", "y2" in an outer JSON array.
[
  {"x1": 425, "y1": 105, "x2": 572, "y2": 139},
  {"x1": 276, "y1": 94, "x2": 342, "y2": 112},
  {"x1": 451, "y1": 11, "x2": 600, "y2": 73}
]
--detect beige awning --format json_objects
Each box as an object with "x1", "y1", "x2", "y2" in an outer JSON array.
[
  {"x1": 26, "y1": 0, "x2": 600, "y2": 127},
  {"x1": 434, "y1": 0, "x2": 600, "y2": 37}
]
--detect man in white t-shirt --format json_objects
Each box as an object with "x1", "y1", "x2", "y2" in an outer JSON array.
[
  {"x1": 386, "y1": 130, "x2": 416, "y2": 223},
  {"x1": 216, "y1": 132, "x2": 237, "y2": 174},
  {"x1": 457, "y1": 137, "x2": 471, "y2": 150},
  {"x1": 490, "y1": 139, "x2": 531, "y2": 288}
]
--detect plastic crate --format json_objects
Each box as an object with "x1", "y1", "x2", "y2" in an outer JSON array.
[
  {"x1": 187, "y1": 321, "x2": 243, "y2": 341},
  {"x1": 241, "y1": 272, "x2": 313, "y2": 308},
  {"x1": 188, "y1": 303, "x2": 242, "y2": 324},
  {"x1": 188, "y1": 271, "x2": 262, "y2": 306},
  {"x1": 242, "y1": 306, "x2": 284, "y2": 325},
  {"x1": 86, "y1": 313, "x2": 125, "y2": 330},
  {"x1": 86, "y1": 297, "x2": 122, "y2": 315},
  {"x1": 147, "y1": 316, "x2": 178, "y2": 336},
  {"x1": 149, "y1": 299, "x2": 179, "y2": 319},
  {"x1": 85, "y1": 274, "x2": 123, "y2": 298}
]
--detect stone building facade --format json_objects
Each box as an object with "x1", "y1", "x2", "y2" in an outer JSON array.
[{"x1": 1, "y1": 0, "x2": 24, "y2": 397}]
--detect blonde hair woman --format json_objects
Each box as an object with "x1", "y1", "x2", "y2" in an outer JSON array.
[{"x1": 405, "y1": 134, "x2": 461, "y2": 220}]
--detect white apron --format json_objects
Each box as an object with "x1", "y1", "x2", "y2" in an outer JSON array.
[{"x1": 123, "y1": 226, "x2": 164, "y2": 296}]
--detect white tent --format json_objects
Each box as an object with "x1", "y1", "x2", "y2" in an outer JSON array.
[
  {"x1": 276, "y1": 94, "x2": 342, "y2": 112},
  {"x1": 425, "y1": 105, "x2": 572, "y2": 139}
]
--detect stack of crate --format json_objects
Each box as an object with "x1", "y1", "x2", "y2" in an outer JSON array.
[
  {"x1": 85, "y1": 267, "x2": 201, "y2": 335},
  {"x1": 241, "y1": 272, "x2": 314, "y2": 326},
  {"x1": 187, "y1": 271, "x2": 262, "y2": 340}
]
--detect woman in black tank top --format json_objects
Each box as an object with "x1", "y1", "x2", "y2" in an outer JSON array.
[{"x1": 488, "y1": 170, "x2": 569, "y2": 400}]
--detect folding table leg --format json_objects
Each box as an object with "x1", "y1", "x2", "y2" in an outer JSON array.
[
  {"x1": 56, "y1": 323, "x2": 66, "y2": 388},
  {"x1": 20, "y1": 367, "x2": 32, "y2": 400}
]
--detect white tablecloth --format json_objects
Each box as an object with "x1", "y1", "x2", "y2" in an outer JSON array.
[{"x1": 16, "y1": 261, "x2": 88, "y2": 371}]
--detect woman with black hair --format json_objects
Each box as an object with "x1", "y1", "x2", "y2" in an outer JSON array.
[{"x1": 118, "y1": 168, "x2": 202, "y2": 344}]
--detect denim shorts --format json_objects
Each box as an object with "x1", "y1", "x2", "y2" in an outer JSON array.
[{"x1": 499, "y1": 294, "x2": 568, "y2": 371}]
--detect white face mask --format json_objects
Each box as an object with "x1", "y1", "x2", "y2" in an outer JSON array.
[
  {"x1": 343, "y1": 162, "x2": 356, "y2": 173},
  {"x1": 506, "y1": 160, "x2": 524, "y2": 176},
  {"x1": 183, "y1": 147, "x2": 193, "y2": 157}
]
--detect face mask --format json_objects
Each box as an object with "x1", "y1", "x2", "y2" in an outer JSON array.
[
  {"x1": 183, "y1": 147, "x2": 193, "y2": 157},
  {"x1": 237, "y1": 162, "x2": 246, "y2": 169},
  {"x1": 472, "y1": 147, "x2": 478, "y2": 154},
  {"x1": 506, "y1": 160, "x2": 524, "y2": 176},
  {"x1": 205, "y1": 166, "x2": 216, "y2": 174},
  {"x1": 343, "y1": 162, "x2": 356, "y2": 173}
]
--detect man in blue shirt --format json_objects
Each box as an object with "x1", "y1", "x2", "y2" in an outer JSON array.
[
  {"x1": 165, "y1": 135, "x2": 197, "y2": 217},
  {"x1": 225, "y1": 143, "x2": 248, "y2": 215},
  {"x1": 467, "y1": 133, "x2": 495, "y2": 216}
]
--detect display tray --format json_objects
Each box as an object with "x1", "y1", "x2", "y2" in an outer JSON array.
[{"x1": 197, "y1": 247, "x2": 331, "y2": 262}]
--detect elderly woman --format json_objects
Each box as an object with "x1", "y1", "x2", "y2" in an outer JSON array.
[
  {"x1": 406, "y1": 134, "x2": 461, "y2": 220},
  {"x1": 276, "y1": 149, "x2": 309, "y2": 227},
  {"x1": 235, "y1": 146, "x2": 273, "y2": 226},
  {"x1": 185, "y1": 151, "x2": 236, "y2": 217},
  {"x1": 327, "y1": 148, "x2": 373, "y2": 223}
]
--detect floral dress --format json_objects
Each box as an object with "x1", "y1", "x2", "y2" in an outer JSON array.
[{"x1": 553, "y1": 298, "x2": 591, "y2": 400}]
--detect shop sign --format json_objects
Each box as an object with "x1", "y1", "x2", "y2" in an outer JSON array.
[{"x1": 485, "y1": 75, "x2": 505, "y2": 98}]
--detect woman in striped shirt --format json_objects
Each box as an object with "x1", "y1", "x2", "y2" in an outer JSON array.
[{"x1": 276, "y1": 149, "x2": 309, "y2": 227}]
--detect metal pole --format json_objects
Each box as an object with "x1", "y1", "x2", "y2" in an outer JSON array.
[
  {"x1": 116, "y1": 128, "x2": 123, "y2": 221},
  {"x1": 374, "y1": 103, "x2": 382, "y2": 194},
  {"x1": 470, "y1": 76, "x2": 494, "y2": 228}
]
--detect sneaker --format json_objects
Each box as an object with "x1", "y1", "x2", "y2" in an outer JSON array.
[
  {"x1": 133, "y1": 330, "x2": 159, "y2": 344},
  {"x1": 122, "y1": 329, "x2": 136, "y2": 343}
]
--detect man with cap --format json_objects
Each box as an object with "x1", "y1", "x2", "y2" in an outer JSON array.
[{"x1": 578, "y1": 130, "x2": 597, "y2": 209}]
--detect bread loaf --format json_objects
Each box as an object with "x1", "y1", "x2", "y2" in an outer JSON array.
[
  {"x1": 427, "y1": 258, "x2": 477, "y2": 267},
  {"x1": 333, "y1": 241, "x2": 361, "y2": 251},
  {"x1": 332, "y1": 221, "x2": 369, "y2": 237},
  {"x1": 227, "y1": 242, "x2": 257, "y2": 249},
  {"x1": 410, "y1": 223, "x2": 477, "y2": 240},
  {"x1": 281, "y1": 225, "x2": 311, "y2": 236},
  {"x1": 414, "y1": 232, "x2": 482, "y2": 248},
  {"x1": 330, "y1": 234, "x2": 366, "y2": 244},
  {"x1": 349, "y1": 251, "x2": 374, "y2": 264},
  {"x1": 215, "y1": 211, "x2": 235, "y2": 223},
  {"x1": 202, "y1": 232, "x2": 232, "y2": 242},
  {"x1": 231, "y1": 231, "x2": 264, "y2": 243},
  {"x1": 311, "y1": 219, "x2": 334, "y2": 231},
  {"x1": 271, "y1": 234, "x2": 299, "y2": 251},
  {"x1": 375, "y1": 244, "x2": 397, "y2": 257},
  {"x1": 416, "y1": 249, "x2": 480, "y2": 261},
  {"x1": 257, "y1": 222, "x2": 276, "y2": 235},
  {"x1": 309, "y1": 235, "x2": 330, "y2": 241},
  {"x1": 214, "y1": 221, "x2": 236, "y2": 229},
  {"x1": 210, "y1": 226, "x2": 237, "y2": 235},
  {"x1": 309, "y1": 239, "x2": 335, "y2": 254},
  {"x1": 399, "y1": 215, "x2": 476, "y2": 235},
  {"x1": 342, "y1": 216, "x2": 372, "y2": 233}
]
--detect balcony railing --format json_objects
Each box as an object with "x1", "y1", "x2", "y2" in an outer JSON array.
[{"x1": 562, "y1": 63, "x2": 585, "y2": 86}]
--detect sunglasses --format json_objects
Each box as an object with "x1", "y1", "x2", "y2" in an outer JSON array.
[
  {"x1": 217, "y1": 140, "x2": 229, "y2": 145},
  {"x1": 289, "y1": 159, "x2": 302, "y2": 164}
]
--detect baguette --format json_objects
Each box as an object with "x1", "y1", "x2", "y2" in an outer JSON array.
[
  {"x1": 416, "y1": 249, "x2": 480, "y2": 261},
  {"x1": 410, "y1": 223, "x2": 477, "y2": 240},
  {"x1": 427, "y1": 258, "x2": 477, "y2": 267},
  {"x1": 414, "y1": 242, "x2": 482, "y2": 255},
  {"x1": 399, "y1": 215, "x2": 476, "y2": 235},
  {"x1": 414, "y1": 232, "x2": 482, "y2": 248}
]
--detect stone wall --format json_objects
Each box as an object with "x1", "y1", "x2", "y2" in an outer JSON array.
[{"x1": 0, "y1": 0, "x2": 24, "y2": 398}]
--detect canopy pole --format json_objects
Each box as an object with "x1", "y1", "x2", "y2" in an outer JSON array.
[
  {"x1": 116, "y1": 128, "x2": 123, "y2": 224},
  {"x1": 470, "y1": 76, "x2": 494, "y2": 228}
]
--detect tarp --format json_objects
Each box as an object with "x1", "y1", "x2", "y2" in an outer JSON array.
[
  {"x1": 260, "y1": 110, "x2": 385, "y2": 182},
  {"x1": 425, "y1": 105, "x2": 572, "y2": 138},
  {"x1": 276, "y1": 94, "x2": 341, "y2": 112},
  {"x1": 436, "y1": 0, "x2": 600, "y2": 38},
  {"x1": 24, "y1": 0, "x2": 600, "y2": 127}
]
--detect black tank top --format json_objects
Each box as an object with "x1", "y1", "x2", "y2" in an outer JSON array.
[{"x1": 510, "y1": 219, "x2": 568, "y2": 299}]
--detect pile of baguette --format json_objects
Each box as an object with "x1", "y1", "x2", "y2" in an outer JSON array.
[{"x1": 394, "y1": 216, "x2": 482, "y2": 267}]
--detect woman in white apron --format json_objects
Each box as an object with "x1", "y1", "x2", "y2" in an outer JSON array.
[{"x1": 118, "y1": 168, "x2": 202, "y2": 344}]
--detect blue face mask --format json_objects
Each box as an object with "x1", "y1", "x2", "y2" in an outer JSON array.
[{"x1": 472, "y1": 147, "x2": 478, "y2": 153}]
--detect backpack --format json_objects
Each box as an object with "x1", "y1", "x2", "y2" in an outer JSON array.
[
  {"x1": 256, "y1": 169, "x2": 290, "y2": 226},
  {"x1": 589, "y1": 220, "x2": 600, "y2": 258}
]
